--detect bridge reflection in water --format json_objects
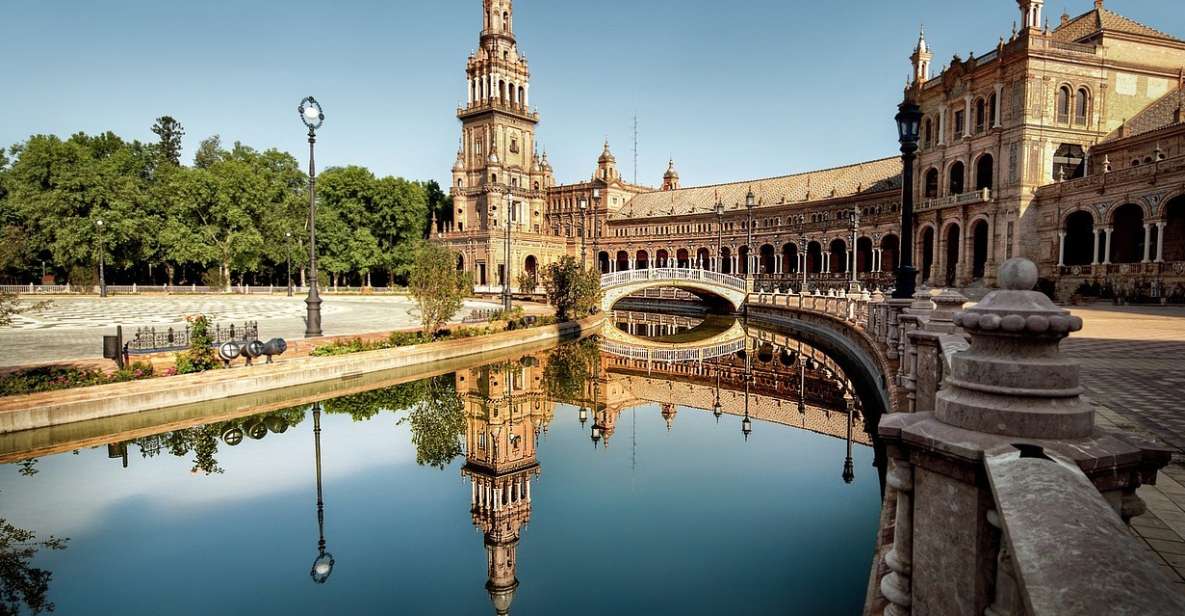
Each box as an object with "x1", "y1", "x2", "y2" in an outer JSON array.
[{"x1": 0, "y1": 322, "x2": 877, "y2": 615}]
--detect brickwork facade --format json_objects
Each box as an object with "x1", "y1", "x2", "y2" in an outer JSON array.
[{"x1": 438, "y1": 0, "x2": 1185, "y2": 301}]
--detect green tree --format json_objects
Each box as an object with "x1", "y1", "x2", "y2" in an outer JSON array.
[
  {"x1": 398, "y1": 375, "x2": 466, "y2": 469},
  {"x1": 0, "y1": 513, "x2": 67, "y2": 616},
  {"x1": 193, "y1": 135, "x2": 222, "y2": 169},
  {"x1": 151, "y1": 116, "x2": 185, "y2": 166},
  {"x1": 373, "y1": 176, "x2": 429, "y2": 285},
  {"x1": 542, "y1": 256, "x2": 602, "y2": 321},
  {"x1": 543, "y1": 338, "x2": 600, "y2": 404},
  {"x1": 516, "y1": 269, "x2": 537, "y2": 295},
  {"x1": 409, "y1": 242, "x2": 470, "y2": 336}
]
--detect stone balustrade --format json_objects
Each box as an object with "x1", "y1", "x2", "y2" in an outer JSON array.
[{"x1": 858, "y1": 259, "x2": 1182, "y2": 615}]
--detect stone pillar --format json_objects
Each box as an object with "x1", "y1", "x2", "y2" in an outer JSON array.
[
  {"x1": 876, "y1": 259, "x2": 1175, "y2": 616},
  {"x1": 880, "y1": 454, "x2": 914, "y2": 616},
  {"x1": 938, "y1": 107, "x2": 947, "y2": 145},
  {"x1": 993, "y1": 83, "x2": 1004, "y2": 128},
  {"x1": 963, "y1": 95, "x2": 973, "y2": 138},
  {"x1": 1156, "y1": 222, "x2": 1166, "y2": 263},
  {"x1": 1103, "y1": 226, "x2": 1114, "y2": 265},
  {"x1": 1058, "y1": 231, "x2": 1066, "y2": 267},
  {"x1": 1143, "y1": 224, "x2": 1153, "y2": 263},
  {"x1": 524, "y1": 83, "x2": 530, "y2": 107},
  {"x1": 1091, "y1": 228, "x2": 1101, "y2": 265}
]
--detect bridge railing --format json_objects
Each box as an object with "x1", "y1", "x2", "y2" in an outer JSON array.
[
  {"x1": 600, "y1": 268, "x2": 748, "y2": 293},
  {"x1": 600, "y1": 337, "x2": 745, "y2": 363}
]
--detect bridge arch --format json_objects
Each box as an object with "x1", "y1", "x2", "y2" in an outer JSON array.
[{"x1": 601, "y1": 268, "x2": 749, "y2": 313}]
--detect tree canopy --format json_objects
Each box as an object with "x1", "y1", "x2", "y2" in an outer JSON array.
[{"x1": 0, "y1": 122, "x2": 448, "y2": 288}]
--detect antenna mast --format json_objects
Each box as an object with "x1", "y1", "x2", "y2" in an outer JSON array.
[{"x1": 632, "y1": 114, "x2": 639, "y2": 185}]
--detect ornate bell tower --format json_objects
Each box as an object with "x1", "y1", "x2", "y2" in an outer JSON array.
[{"x1": 445, "y1": 0, "x2": 554, "y2": 291}]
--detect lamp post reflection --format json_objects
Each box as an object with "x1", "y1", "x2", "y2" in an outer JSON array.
[
  {"x1": 741, "y1": 322, "x2": 753, "y2": 441},
  {"x1": 843, "y1": 392, "x2": 856, "y2": 485},
  {"x1": 309, "y1": 403, "x2": 335, "y2": 584}
]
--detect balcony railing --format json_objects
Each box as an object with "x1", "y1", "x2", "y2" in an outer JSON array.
[{"x1": 919, "y1": 187, "x2": 992, "y2": 212}]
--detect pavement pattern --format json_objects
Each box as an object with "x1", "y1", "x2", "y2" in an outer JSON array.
[
  {"x1": 1064, "y1": 305, "x2": 1185, "y2": 592},
  {"x1": 0, "y1": 295, "x2": 500, "y2": 368}
]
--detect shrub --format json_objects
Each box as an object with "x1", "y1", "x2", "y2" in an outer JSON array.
[
  {"x1": 201, "y1": 267, "x2": 227, "y2": 290},
  {"x1": 0, "y1": 362, "x2": 156, "y2": 397},
  {"x1": 68, "y1": 265, "x2": 97, "y2": 291},
  {"x1": 175, "y1": 315, "x2": 218, "y2": 374}
]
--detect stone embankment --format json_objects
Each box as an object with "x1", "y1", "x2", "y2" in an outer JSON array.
[{"x1": 0, "y1": 314, "x2": 602, "y2": 434}]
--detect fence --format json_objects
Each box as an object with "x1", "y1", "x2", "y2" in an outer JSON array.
[{"x1": 124, "y1": 321, "x2": 260, "y2": 355}]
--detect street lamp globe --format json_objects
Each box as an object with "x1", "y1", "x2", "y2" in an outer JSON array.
[
  {"x1": 745, "y1": 188, "x2": 756, "y2": 208},
  {"x1": 895, "y1": 100, "x2": 922, "y2": 149},
  {"x1": 310, "y1": 552, "x2": 335, "y2": 584},
  {"x1": 300, "y1": 97, "x2": 325, "y2": 131}
]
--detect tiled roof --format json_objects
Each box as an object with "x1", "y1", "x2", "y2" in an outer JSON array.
[
  {"x1": 611, "y1": 157, "x2": 902, "y2": 221},
  {"x1": 1052, "y1": 7, "x2": 1181, "y2": 44},
  {"x1": 1102, "y1": 84, "x2": 1185, "y2": 142}
]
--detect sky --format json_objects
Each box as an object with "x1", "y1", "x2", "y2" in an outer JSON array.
[{"x1": 3, "y1": 0, "x2": 1183, "y2": 189}]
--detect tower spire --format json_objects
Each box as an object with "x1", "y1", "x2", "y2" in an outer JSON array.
[{"x1": 910, "y1": 24, "x2": 933, "y2": 85}]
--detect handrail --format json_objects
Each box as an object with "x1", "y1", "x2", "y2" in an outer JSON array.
[{"x1": 600, "y1": 267, "x2": 748, "y2": 292}]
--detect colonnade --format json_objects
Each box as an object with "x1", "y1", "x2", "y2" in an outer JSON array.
[{"x1": 470, "y1": 473, "x2": 532, "y2": 512}]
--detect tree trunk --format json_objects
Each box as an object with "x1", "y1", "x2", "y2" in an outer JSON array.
[{"x1": 165, "y1": 263, "x2": 176, "y2": 286}]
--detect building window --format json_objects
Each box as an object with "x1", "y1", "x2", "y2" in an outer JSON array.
[
  {"x1": 923, "y1": 118, "x2": 933, "y2": 149},
  {"x1": 1056, "y1": 86, "x2": 1071, "y2": 124},
  {"x1": 954, "y1": 110, "x2": 965, "y2": 136},
  {"x1": 1053, "y1": 144, "x2": 1086, "y2": 180},
  {"x1": 988, "y1": 92, "x2": 998, "y2": 127},
  {"x1": 975, "y1": 98, "x2": 986, "y2": 133},
  {"x1": 924, "y1": 168, "x2": 939, "y2": 198},
  {"x1": 1074, "y1": 88, "x2": 1089, "y2": 125}
]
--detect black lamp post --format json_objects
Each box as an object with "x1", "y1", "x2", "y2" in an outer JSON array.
[
  {"x1": 309, "y1": 402, "x2": 335, "y2": 584},
  {"x1": 843, "y1": 393, "x2": 856, "y2": 484},
  {"x1": 715, "y1": 194, "x2": 724, "y2": 274},
  {"x1": 798, "y1": 218, "x2": 808, "y2": 298},
  {"x1": 713, "y1": 358, "x2": 723, "y2": 424},
  {"x1": 285, "y1": 231, "x2": 293, "y2": 297},
  {"x1": 894, "y1": 99, "x2": 923, "y2": 299},
  {"x1": 503, "y1": 190, "x2": 512, "y2": 312},
  {"x1": 579, "y1": 198, "x2": 588, "y2": 267},
  {"x1": 849, "y1": 207, "x2": 862, "y2": 293},
  {"x1": 95, "y1": 218, "x2": 107, "y2": 298},
  {"x1": 299, "y1": 96, "x2": 325, "y2": 337},
  {"x1": 745, "y1": 187, "x2": 756, "y2": 280},
  {"x1": 591, "y1": 188, "x2": 601, "y2": 273}
]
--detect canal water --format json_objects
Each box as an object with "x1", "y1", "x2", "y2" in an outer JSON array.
[{"x1": 0, "y1": 324, "x2": 882, "y2": 615}]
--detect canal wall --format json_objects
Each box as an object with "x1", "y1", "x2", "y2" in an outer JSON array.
[{"x1": 0, "y1": 314, "x2": 603, "y2": 434}]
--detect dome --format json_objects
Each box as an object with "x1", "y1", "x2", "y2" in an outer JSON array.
[
  {"x1": 597, "y1": 140, "x2": 616, "y2": 164},
  {"x1": 663, "y1": 159, "x2": 679, "y2": 179}
]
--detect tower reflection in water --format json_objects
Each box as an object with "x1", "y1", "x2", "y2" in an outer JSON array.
[
  {"x1": 446, "y1": 324, "x2": 871, "y2": 613},
  {"x1": 458, "y1": 359, "x2": 548, "y2": 615}
]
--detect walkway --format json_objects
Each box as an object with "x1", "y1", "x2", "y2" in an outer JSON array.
[
  {"x1": 1064, "y1": 305, "x2": 1185, "y2": 592},
  {"x1": 0, "y1": 295, "x2": 503, "y2": 368}
]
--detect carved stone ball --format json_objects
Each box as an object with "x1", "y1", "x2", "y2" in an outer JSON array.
[{"x1": 999, "y1": 258, "x2": 1039, "y2": 291}]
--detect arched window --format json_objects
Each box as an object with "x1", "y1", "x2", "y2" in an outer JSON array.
[
  {"x1": 1075, "y1": 88, "x2": 1089, "y2": 125},
  {"x1": 924, "y1": 168, "x2": 939, "y2": 198},
  {"x1": 975, "y1": 98, "x2": 986, "y2": 133},
  {"x1": 988, "y1": 92, "x2": 998, "y2": 128},
  {"x1": 924, "y1": 118, "x2": 933, "y2": 149},
  {"x1": 948, "y1": 161, "x2": 965, "y2": 195},
  {"x1": 976, "y1": 154, "x2": 994, "y2": 191},
  {"x1": 1056, "y1": 86, "x2": 1071, "y2": 124},
  {"x1": 502, "y1": 11, "x2": 509, "y2": 31}
]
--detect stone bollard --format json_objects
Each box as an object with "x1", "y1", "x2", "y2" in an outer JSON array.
[
  {"x1": 875, "y1": 259, "x2": 1176, "y2": 615},
  {"x1": 908, "y1": 288, "x2": 969, "y2": 413}
]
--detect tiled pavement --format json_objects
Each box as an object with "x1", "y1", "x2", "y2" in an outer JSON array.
[
  {"x1": 0, "y1": 295, "x2": 503, "y2": 368},
  {"x1": 1065, "y1": 305, "x2": 1185, "y2": 591}
]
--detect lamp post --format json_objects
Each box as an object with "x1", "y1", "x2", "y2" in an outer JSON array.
[
  {"x1": 592, "y1": 188, "x2": 601, "y2": 273},
  {"x1": 741, "y1": 322, "x2": 753, "y2": 441},
  {"x1": 843, "y1": 392, "x2": 856, "y2": 484},
  {"x1": 579, "y1": 198, "x2": 588, "y2": 267},
  {"x1": 713, "y1": 357, "x2": 723, "y2": 424},
  {"x1": 299, "y1": 96, "x2": 325, "y2": 337},
  {"x1": 894, "y1": 99, "x2": 923, "y2": 299},
  {"x1": 285, "y1": 231, "x2": 293, "y2": 297},
  {"x1": 849, "y1": 207, "x2": 862, "y2": 293},
  {"x1": 715, "y1": 194, "x2": 724, "y2": 274},
  {"x1": 95, "y1": 219, "x2": 107, "y2": 298},
  {"x1": 309, "y1": 402, "x2": 335, "y2": 584},
  {"x1": 503, "y1": 190, "x2": 513, "y2": 312},
  {"x1": 745, "y1": 187, "x2": 756, "y2": 280},
  {"x1": 798, "y1": 218, "x2": 808, "y2": 298}
]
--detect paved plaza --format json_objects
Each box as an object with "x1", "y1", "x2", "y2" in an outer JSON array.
[
  {"x1": 1060, "y1": 305, "x2": 1185, "y2": 590},
  {"x1": 0, "y1": 294, "x2": 500, "y2": 368}
]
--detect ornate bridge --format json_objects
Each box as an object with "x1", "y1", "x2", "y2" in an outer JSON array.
[
  {"x1": 600, "y1": 268, "x2": 751, "y2": 312},
  {"x1": 600, "y1": 316, "x2": 747, "y2": 363}
]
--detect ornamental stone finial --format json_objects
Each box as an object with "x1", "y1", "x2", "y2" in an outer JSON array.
[{"x1": 942, "y1": 258, "x2": 1090, "y2": 438}]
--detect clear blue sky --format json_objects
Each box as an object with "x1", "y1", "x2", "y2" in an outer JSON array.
[{"x1": 4, "y1": 1, "x2": 1182, "y2": 188}]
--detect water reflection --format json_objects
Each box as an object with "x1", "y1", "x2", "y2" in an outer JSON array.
[{"x1": 0, "y1": 324, "x2": 879, "y2": 615}]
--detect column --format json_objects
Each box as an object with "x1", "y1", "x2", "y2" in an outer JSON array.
[
  {"x1": 958, "y1": 224, "x2": 969, "y2": 284},
  {"x1": 1091, "y1": 228, "x2": 1101, "y2": 265},
  {"x1": 875, "y1": 248, "x2": 882, "y2": 273},
  {"x1": 732, "y1": 255, "x2": 738, "y2": 272},
  {"x1": 1156, "y1": 222, "x2": 1166, "y2": 263},
  {"x1": 1103, "y1": 227, "x2": 1114, "y2": 265},
  {"x1": 467, "y1": 78, "x2": 474, "y2": 105},
  {"x1": 1142, "y1": 223, "x2": 1153, "y2": 263},
  {"x1": 524, "y1": 83, "x2": 530, "y2": 107},
  {"x1": 963, "y1": 95, "x2": 973, "y2": 138},
  {"x1": 1058, "y1": 232, "x2": 1066, "y2": 267},
  {"x1": 775, "y1": 254, "x2": 783, "y2": 274},
  {"x1": 993, "y1": 83, "x2": 1004, "y2": 128},
  {"x1": 880, "y1": 455, "x2": 914, "y2": 616},
  {"x1": 938, "y1": 107, "x2": 947, "y2": 145}
]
